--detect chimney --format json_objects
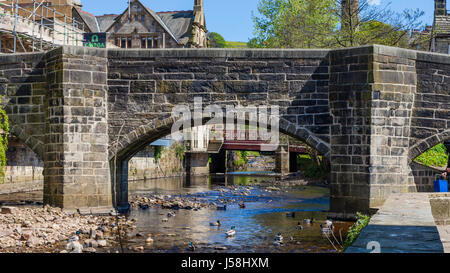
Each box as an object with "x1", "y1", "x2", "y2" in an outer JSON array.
[
  {"x1": 435, "y1": 0, "x2": 447, "y2": 16},
  {"x1": 341, "y1": 0, "x2": 359, "y2": 30}
]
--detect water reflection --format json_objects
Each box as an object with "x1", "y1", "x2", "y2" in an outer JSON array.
[{"x1": 125, "y1": 174, "x2": 351, "y2": 253}]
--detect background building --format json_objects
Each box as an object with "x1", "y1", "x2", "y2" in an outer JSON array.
[
  {"x1": 432, "y1": 0, "x2": 450, "y2": 53},
  {"x1": 74, "y1": 0, "x2": 207, "y2": 48}
]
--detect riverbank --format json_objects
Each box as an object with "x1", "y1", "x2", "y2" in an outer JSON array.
[{"x1": 0, "y1": 205, "x2": 134, "y2": 253}]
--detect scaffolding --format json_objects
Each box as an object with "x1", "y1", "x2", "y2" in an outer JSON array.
[{"x1": 0, "y1": 0, "x2": 85, "y2": 53}]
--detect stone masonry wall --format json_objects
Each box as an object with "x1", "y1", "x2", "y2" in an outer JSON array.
[
  {"x1": 410, "y1": 162, "x2": 443, "y2": 192},
  {"x1": 409, "y1": 52, "x2": 450, "y2": 161},
  {"x1": 128, "y1": 145, "x2": 184, "y2": 181},
  {"x1": 0, "y1": 136, "x2": 43, "y2": 194},
  {"x1": 106, "y1": 49, "x2": 332, "y2": 162},
  {"x1": 43, "y1": 47, "x2": 112, "y2": 209}
]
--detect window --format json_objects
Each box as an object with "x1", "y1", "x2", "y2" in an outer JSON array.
[
  {"x1": 121, "y1": 37, "x2": 126, "y2": 48},
  {"x1": 153, "y1": 37, "x2": 158, "y2": 48},
  {"x1": 127, "y1": 37, "x2": 132, "y2": 48},
  {"x1": 141, "y1": 15, "x2": 145, "y2": 22},
  {"x1": 115, "y1": 38, "x2": 120, "y2": 47},
  {"x1": 141, "y1": 37, "x2": 146, "y2": 48}
]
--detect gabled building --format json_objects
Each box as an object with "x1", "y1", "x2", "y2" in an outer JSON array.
[
  {"x1": 73, "y1": 0, "x2": 207, "y2": 48},
  {"x1": 432, "y1": 0, "x2": 450, "y2": 54}
]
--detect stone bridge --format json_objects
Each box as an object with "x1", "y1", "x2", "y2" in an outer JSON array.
[{"x1": 1, "y1": 45, "x2": 449, "y2": 218}]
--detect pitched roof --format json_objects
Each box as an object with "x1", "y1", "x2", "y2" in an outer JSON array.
[
  {"x1": 96, "y1": 14, "x2": 119, "y2": 32},
  {"x1": 77, "y1": 10, "x2": 100, "y2": 32},
  {"x1": 157, "y1": 11, "x2": 194, "y2": 45}
]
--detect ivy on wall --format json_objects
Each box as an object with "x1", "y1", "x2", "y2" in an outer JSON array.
[{"x1": 0, "y1": 95, "x2": 9, "y2": 184}]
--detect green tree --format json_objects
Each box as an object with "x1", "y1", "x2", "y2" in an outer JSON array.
[
  {"x1": 251, "y1": 0, "x2": 425, "y2": 49},
  {"x1": 252, "y1": 0, "x2": 339, "y2": 48},
  {"x1": 208, "y1": 32, "x2": 227, "y2": 48}
]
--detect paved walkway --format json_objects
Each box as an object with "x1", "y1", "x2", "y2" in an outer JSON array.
[{"x1": 346, "y1": 193, "x2": 445, "y2": 253}]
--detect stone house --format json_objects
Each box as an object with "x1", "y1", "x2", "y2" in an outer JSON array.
[{"x1": 72, "y1": 0, "x2": 207, "y2": 48}]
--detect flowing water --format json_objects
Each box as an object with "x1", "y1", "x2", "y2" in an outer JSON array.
[{"x1": 0, "y1": 174, "x2": 353, "y2": 253}]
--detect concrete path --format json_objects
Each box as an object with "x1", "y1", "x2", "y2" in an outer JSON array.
[{"x1": 346, "y1": 193, "x2": 445, "y2": 253}]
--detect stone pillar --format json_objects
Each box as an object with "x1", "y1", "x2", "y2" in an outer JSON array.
[
  {"x1": 112, "y1": 158, "x2": 130, "y2": 212},
  {"x1": 43, "y1": 47, "x2": 112, "y2": 210},
  {"x1": 185, "y1": 152, "x2": 210, "y2": 176},
  {"x1": 329, "y1": 46, "x2": 417, "y2": 219},
  {"x1": 275, "y1": 145, "x2": 289, "y2": 175}
]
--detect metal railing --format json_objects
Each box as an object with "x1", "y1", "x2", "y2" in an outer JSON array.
[{"x1": 0, "y1": 0, "x2": 85, "y2": 53}]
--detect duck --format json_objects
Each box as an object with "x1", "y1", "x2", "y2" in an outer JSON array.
[
  {"x1": 225, "y1": 226, "x2": 236, "y2": 237},
  {"x1": 303, "y1": 217, "x2": 314, "y2": 224},
  {"x1": 167, "y1": 211, "x2": 176, "y2": 217},
  {"x1": 209, "y1": 220, "x2": 221, "y2": 227},
  {"x1": 325, "y1": 219, "x2": 333, "y2": 228},
  {"x1": 139, "y1": 204, "x2": 149, "y2": 210},
  {"x1": 68, "y1": 235, "x2": 79, "y2": 243},
  {"x1": 109, "y1": 210, "x2": 118, "y2": 216},
  {"x1": 274, "y1": 232, "x2": 283, "y2": 243},
  {"x1": 286, "y1": 212, "x2": 295, "y2": 218},
  {"x1": 217, "y1": 204, "x2": 227, "y2": 211},
  {"x1": 320, "y1": 224, "x2": 334, "y2": 236},
  {"x1": 188, "y1": 242, "x2": 196, "y2": 251},
  {"x1": 296, "y1": 222, "x2": 304, "y2": 230},
  {"x1": 239, "y1": 202, "x2": 246, "y2": 209}
]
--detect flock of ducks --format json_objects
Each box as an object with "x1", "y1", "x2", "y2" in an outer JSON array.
[{"x1": 158, "y1": 201, "x2": 335, "y2": 251}]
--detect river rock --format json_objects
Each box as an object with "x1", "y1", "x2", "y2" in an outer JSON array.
[
  {"x1": 83, "y1": 247, "x2": 97, "y2": 253},
  {"x1": 26, "y1": 237, "x2": 40, "y2": 248},
  {"x1": 1, "y1": 207, "x2": 16, "y2": 214},
  {"x1": 97, "y1": 240, "x2": 107, "y2": 248},
  {"x1": 21, "y1": 230, "x2": 33, "y2": 241}
]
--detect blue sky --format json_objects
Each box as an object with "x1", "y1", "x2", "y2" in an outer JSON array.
[{"x1": 82, "y1": 0, "x2": 435, "y2": 42}]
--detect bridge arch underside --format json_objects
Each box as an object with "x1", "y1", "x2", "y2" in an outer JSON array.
[{"x1": 108, "y1": 115, "x2": 330, "y2": 209}]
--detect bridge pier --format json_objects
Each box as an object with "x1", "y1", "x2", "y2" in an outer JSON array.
[
  {"x1": 185, "y1": 152, "x2": 210, "y2": 176},
  {"x1": 275, "y1": 145, "x2": 289, "y2": 175},
  {"x1": 43, "y1": 47, "x2": 113, "y2": 210}
]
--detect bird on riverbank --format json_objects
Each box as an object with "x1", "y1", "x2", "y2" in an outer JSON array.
[
  {"x1": 320, "y1": 224, "x2": 333, "y2": 236},
  {"x1": 239, "y1": 202, "x2": 246, "y2": 209},
  {"x1": 139, "y1": 204, "x2": 149, "y2": 210},
  {"x1": 167, "y1": 211, "x2": 176, "y2": 217},
  {"x1": 297, "y1": 222, "x2": 304, "y2": 230},
  {"x1": 274, "y1": 232, "x2": 283, "y2": 245},
  {"x1": 303, "y1": 217, "x2": 314, "y2": 224},
  {"x1": 325, "y1": 219, "x2": 333, "y2": 228},
  {"x1": 209, "y1": 220, "x2": 221, "y2": 227},
  {"x1": 188, "y1": 242, "x2": 196, "y2": 251},
  {"x1": 286, "y1": 212, "x2": 295, "y2": 218},
  {"x1": 225, "y1": 226, "x2": 236, "y2": 237}
]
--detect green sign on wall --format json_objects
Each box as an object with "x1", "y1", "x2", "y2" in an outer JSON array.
[{"x1": 83, "y1": 33, "x2": 106, "y2": 48}]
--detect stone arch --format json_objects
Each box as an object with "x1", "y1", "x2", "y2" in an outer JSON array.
[
  {"x1": 109, "y1": 114, "x2": 330, "y2": 210},
  {"x1": 9, "y1": 125, "x2": 44, "y2": 160},
  {"x1": 110, "y1": 115, "x2": 330, "y2": 162},
  {"x1": 408, "y1": 129, "x2": 450, "y2": 163}
]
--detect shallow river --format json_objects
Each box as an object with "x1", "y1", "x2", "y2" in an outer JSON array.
[{"x1": 0, "y1": 174, "x2": 353, "y2": 253}]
